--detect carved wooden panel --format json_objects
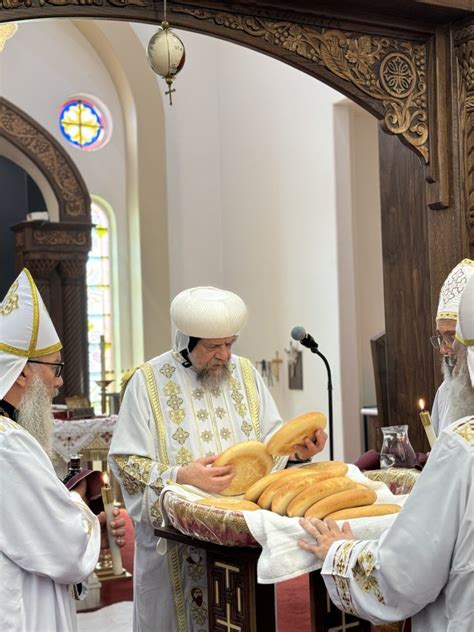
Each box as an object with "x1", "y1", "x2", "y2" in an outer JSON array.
[
  {"x1": 12, "y1": 222, "x2": 92, "y2": 400},
  {"x1": 454, "y1": 20, "x2": 474, "y2": 257},
  {"x1": 0, "y1": 97, "x2": 90, "y2": 222}
]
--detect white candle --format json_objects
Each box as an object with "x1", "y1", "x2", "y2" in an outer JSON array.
[
  {"x1": 418, "y1": 398, "x2": 436, "y2": 448},
  {"x1": 101, "y1": 484, "x2": 123, "y2": 575},
  {"x1": 100, "y1": 335, "x2": 106, "y2": 381}
]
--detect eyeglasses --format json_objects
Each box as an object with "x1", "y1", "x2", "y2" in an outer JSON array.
[
  {"x1": 430, "y1": 334, "x2": 455, "y2": 350},
  {"x1": 27, "y1": 359, "x2": 64, "y2": 378}
]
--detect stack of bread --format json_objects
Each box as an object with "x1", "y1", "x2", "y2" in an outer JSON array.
[{"x1": 197, "y1": 412, "x2": 400, "y2": 520}]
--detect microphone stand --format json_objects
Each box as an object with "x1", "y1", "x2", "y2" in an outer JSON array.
[{"x1": 306, "y1": 341, "x2": 334, "y2": 461}]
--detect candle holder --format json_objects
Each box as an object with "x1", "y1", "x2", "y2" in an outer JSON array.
[{"x1": 95, "y1": 379, "x2": 114, "y2": 415}]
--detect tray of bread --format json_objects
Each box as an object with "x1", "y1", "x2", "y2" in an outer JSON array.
[{"x1": 160, "y1": 413, "x2": 412, "y2": 548}]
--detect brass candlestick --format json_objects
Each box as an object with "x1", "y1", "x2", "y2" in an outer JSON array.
[{"x1": 95, "y1": 379, "x2": 113, "y2": 415}]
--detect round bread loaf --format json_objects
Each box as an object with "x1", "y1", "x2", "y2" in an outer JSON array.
[
  {"x1": 304, "y1": 487, "x2": 377, "y2": 519},
  {"x1": 299, "y1": 460, "x2": 348, "y2": 477},
  {"x1": 213, "y1": 440, "x2": 273, "y2": 496},
  {"x1": 265, "y1": 412, "x2": 327, "y2": 456},
  {"x1": 325, "y1": 503, "x2": 401, "y2": 521},
  {"x1": 271, "y1": 472, "x2": 339, "y2": 515},
  {"x1": 243, "y1": 468, "x2": 292, "y2": 502},
  {"x1": 287, "y1": 476, "x2": 357, "y2": 517},
  {"x1": 196, "y1": 498, "x2": 260, "y2": 511},
  {"x1": 256, "y1": 468, "x2": 313, "y2": 509}
]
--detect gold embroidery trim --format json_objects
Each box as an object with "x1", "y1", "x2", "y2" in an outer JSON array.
[
  {"x1": 141, "y1": 362, "x2": 169, "y2": 466},
  {"x1": 240, "y1": 357, "x2": 261, "y2": 440},
  {"x1": 24, "y1": 268, "x2": 40, "y2": 355},
  {"x1": 331, "y1": 540, "x2": 359, "y2": 616},
  {"x1": 0, "y1": 340, "x2": 62, "y2": 357},
  {"x1": 168, "y1": 545, "x2": 188, "y2": 632},
  {"x1": 0, "y1": 278, "x2": 19, "y2": 315},
  {"x1": 111, "y1": 455, "x2": 154, "y2": 496},
  {"x1": 453, "y1": 419, "x2": 474, "y2": 446}
]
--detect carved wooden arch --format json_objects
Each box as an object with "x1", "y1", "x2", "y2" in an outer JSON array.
[
  {"x1": 0, "y1": 1, "x2": 458, "y2": 208},
  {"x1": 0, "y1": 97, "x2": 92, "y2": 399},
  {"x1": 0, "y1": 96, "x2": 90, "y2": 222}
]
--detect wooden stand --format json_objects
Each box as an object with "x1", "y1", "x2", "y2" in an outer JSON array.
[{"x1": 154, "y1": 526, "x2": 275, "y2": 632}]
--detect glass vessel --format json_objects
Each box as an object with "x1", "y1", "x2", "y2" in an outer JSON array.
[{"x1": 380, "y1": 425, "x2": 417, "y2": 469}]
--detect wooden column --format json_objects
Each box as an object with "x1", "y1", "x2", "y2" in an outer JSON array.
[{"x1": 12, "y1": 220, "x2": 92, "y2": 400}]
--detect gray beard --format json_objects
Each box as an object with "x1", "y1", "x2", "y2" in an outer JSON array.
[
  {"x1": 195, "y1": 362, "x2": 232, "y2": 390},
  {"x1": 447, "y1": 347, "x2": 474, "y2": 425},
  {"x1": 17, "y1": 373, "x2": 54, "y2": 458}
]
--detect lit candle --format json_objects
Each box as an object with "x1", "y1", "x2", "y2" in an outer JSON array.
[
  {"x1": 100, "y1": 335, "x2": 106, "y2": 382},
  {"x1": 418, "y1": 398, "x2": 436, "y2": 448},
  {"x1": 101, "y1": 474, "x2": 123, "y2": 575}
]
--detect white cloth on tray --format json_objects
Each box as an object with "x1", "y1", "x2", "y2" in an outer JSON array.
[{"x1": 243, "y1": 464, "x2": 407, "y2": 584}]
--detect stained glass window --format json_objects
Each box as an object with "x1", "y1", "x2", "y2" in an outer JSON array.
[
  {"x1": 87, "y1": 202, "x2": 113, "y2": 413},
  {"x1": 59, "y1": 97, "x2": 110, "y2": 151}
]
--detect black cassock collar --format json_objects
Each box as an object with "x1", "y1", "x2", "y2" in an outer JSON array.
[{"x1": 0, "y1": 399, "x2": 18, "y2": 421}]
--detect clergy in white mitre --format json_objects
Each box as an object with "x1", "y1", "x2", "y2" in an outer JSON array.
[
  {"x1": 0, "y1": 268, "x2": 125, "y2": 632},
  {"x1": 431, "y1": 258, "x2": 474, "y2": 435},
  {"x1": 109, "y1": 285, "x2": 328, "y2": 632},
  {"x1": 298, "y1": 274, "x2": 474, "y2": 631}
]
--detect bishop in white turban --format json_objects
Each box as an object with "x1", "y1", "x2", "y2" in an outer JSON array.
[
  {"x1": 298, "y1": 275, "x2": 474, "y2": 632},
  {"x1": 431, "y1": 258, "x2": 474, "y2": 434},
  {"x1": 0, "y1": 268, "x2": 125, "y2": 632},
  {"x1": 109, "y1": 285, "x2": 327, "y2": 632}
]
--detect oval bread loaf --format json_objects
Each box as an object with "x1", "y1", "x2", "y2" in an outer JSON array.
[
  {"x1": 325, "y1": 503, "x2": 401, "y2": 521},
  {"x1": 287, "y1": 477, "x2": 357, "y2": 517},
  {"x1": 299, "y1": 460, "x2": 348, "y2": 477},
  {"x1": 244, "y1": 468, "x2": 293, "y2": 502},
  {"x1": 196, "y1": 498, "x2": 260, "y2": 511},
  {"x1": 304, "y1": 488, "x2": 377, "y2": 519},
  {"x1": 213, "y1": 440, "x2": 273, "y2": 496},
  {"x1": 266, "y1": 412, "x2": 327, "y2": 456},
  {"x1": 271, "y1": 472, "x2": 340, "y2": 515},
  {"x1": 257, "y1": 469, "x2": 317, "y2": 509}
]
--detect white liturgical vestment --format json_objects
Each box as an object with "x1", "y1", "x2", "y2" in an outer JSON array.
[
  {"x1": 321, "y1": 416, "x2": 474, "y2": 631},
  {"x1": 0, "y1": 416, "x2": 101, "y2": 632},
  {"x1": 431, "y1": 379, "x2": 451, "y2": 436},
  {"x1": 109, "y1": 351, "x2": 285, "y2": 632}
]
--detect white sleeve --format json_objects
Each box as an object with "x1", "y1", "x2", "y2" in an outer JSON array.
[
  {"x1": 108, "y1": 369, "x2": 178, "y2": 527},
  {"x1": 322, "y1": 427, "x2": 471, "y2": 623},
  {"x1": 0, "y1": 423, "x2": 100, "y2": 585}
]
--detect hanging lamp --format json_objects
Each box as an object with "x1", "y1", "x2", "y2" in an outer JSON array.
[{"x1": 147, "y1": 0, "x2": 186, "y2": 105}]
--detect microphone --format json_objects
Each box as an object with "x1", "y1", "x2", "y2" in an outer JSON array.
[
  {"x1": 291, "y1": 326, "x2": 318, "y2": 350},
  {"x1": 290, "y1": 325, "x2": 334, "y2": 460}
]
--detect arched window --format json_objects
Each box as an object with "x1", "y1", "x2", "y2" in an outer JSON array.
[{"x1": 87, "y1": 200, "x2": 114, "y2": 413}]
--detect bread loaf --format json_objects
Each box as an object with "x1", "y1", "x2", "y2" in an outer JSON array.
[
  {"x1": 266, "y1": 412, "x2": 327, "y2": 456},
  {"x1": 299, "y1": 460, "x2": 349, "y2": 477},
  {"x1": 257, "y1": 469, "x2": 315, "y2": 509},
  {"x1": 213, "y1": 440, "x2": 273, "y2": 495},
  {"x1": 243, "y1": 468, "x2": 293, "y2": 502},
  {"x1": 325, "y1": 503, "x2": 401, "y2": 521},
  {"x1": 270, "y1": 472, "x2": 340, "y2": 515},
  {"x1": 304, "y1": 488, "x2": 377, "y2": 519},
  {"x1": 196, "y1": 498, "x2": 260, "y2": 511},
  {"x1": 287, "y1": 477, "x2": 357, "y2": 517}
]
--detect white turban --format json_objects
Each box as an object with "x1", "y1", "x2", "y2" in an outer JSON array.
[
  {"x1": 170, "y1": 286, "x2": 248, "y2": 342},
  {"x1": 0, "y1": 268, "x2": 62, "y2": 399},
  {"x1": 455, "y1": 274, "x2": 474, "y2": 386},
  {"x1": 436, "y1": 258, "x2": 474, "y2": 321}
]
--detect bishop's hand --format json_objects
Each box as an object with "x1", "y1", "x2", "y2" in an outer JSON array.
[
  {"x1": 177, "y1": 455, "x2": 235, "y2": 493},
  {"x1": 293, "y1": 428, "x2": 328, "y2": 460}
]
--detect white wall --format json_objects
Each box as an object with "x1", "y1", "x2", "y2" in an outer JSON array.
[{"x1": 133, "y1": 26, "x2": 346, "y2": 459}]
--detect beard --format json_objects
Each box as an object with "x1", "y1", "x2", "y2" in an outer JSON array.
[
  {"x1": 440, "y1": 354, "x2": 456, "y2": 381},
  {"x1": 195, "y1": 361, "x2": 232, "y2": 390},
  {"x1": 17, "y1": 373, "x2": 55, "y2": 458},
  {"x1": 447, "y1": 346, "x2": 474, "y2": 425}
]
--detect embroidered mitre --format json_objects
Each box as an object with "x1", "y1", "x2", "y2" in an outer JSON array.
[
  {"x1": 0, "y1": 268, "x2": 62, "y2": 398},
  {"x1": 456, "y1": 274, "x2": 474, "y2": 386},
  {"x1": 437, "y1": 258, "x2": 474, "y2": 321}
]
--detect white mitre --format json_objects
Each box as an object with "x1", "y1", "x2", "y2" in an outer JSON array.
[
  {"x1": 436, "y1": 258, "x2": 474, "y2": 321},
  {"x1": 171, "y1": 286, "x2": 248, "y2": 339},
  {"x1": 0, "y1": 268, "x2": 62, "y2": 399},
  {"x1": 456, "y1": 274, "x2": 474, "y2": 386}
]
